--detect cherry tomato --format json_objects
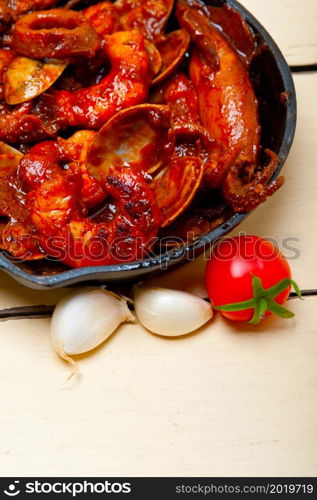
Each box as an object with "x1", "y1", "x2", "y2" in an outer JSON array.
[{"x1": 206, "y1": 235, "x2": 297, "y2": 323}]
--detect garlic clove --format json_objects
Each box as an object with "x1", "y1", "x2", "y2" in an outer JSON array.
[
  {"x1": 133, "y1": 285, "x2": 213, "y2": 336},
  {"x1": 51, "y1": 288, "x2": 134, "y2": 363}
]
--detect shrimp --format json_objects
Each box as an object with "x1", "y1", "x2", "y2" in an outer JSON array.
[
  {"x1": 177, "y1": 0, "x2": 283, "y2": 212},
  {"x1": 54, "y1": 30, "x2": 152, "y2": 130},
  {"x1": 23, "y1": 139, "x2": 161, "y2": 268}
]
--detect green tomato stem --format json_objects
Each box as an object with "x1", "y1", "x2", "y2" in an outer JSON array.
[{"x1": 213, "y1": 275, "x2": 302, "y2": 324}]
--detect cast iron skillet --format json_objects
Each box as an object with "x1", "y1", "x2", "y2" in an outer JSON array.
[{"x1": 0, "y1": 0, "x2": 296, "y2": 289}]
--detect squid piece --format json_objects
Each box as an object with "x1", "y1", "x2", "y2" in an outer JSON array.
[
  {"x1": 1, "y1": 220, "x2": 45, "y2": 260},
  {"x1": 114, "y1": 0, "x2": 174, "y2": 42},
  {"x1": 177, "y1": 0, "x2": 283, "y2": 212},
  {"x1": 55, "y1": 30, "x2": 152, "y2": 129},
  {"x1": 152, "y1": 29, "x2": 190, "y2": 85}
]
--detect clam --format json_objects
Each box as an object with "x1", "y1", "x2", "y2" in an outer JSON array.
[{"x1": 153, "y1": 30, "x2": 190, "y2": 85}]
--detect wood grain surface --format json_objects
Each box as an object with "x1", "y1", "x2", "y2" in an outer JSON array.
[{"x1": 0, "y1": 0, "x2": 316, "y2": 478}]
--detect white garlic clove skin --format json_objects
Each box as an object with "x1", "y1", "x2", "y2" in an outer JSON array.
[
  {"x1": 133, "y1": 285, "x2": 213, "y2": 337},
  {"x1": 51, "y1": 288, "x2": 134, "y2": 357}
]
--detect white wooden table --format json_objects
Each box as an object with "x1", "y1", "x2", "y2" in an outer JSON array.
[{"x1": 0, "y1": 0, "x2": 316, "y2": 477}]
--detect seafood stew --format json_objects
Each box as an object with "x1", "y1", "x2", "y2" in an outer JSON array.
[{"x1": 0, "y1": 0, "x2": 296, "y2": 287}]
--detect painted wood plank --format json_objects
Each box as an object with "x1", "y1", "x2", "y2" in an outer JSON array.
[
  {"x1": 0, "y1": 297, "x2": 316, "y2": 476},
  {"x1": 0, "y1": 73, "x2": 316, "y2": 478},
  {"x1": 0, "y1": 2, "x2": 316, "y2": 480}
]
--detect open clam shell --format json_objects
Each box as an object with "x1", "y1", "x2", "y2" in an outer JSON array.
[
  {"x1": 4, "y1": 56, "x2": 67, "y2": 105},
  {"x1": 154, "y1": 155, "x2": 204, "y2": 227},
  {"x1": 86, "y1": 104, "x2": 173, "y2": 179},
  {"x1": 153, "y1": 29, "x2": 190, "y2": 85}
]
